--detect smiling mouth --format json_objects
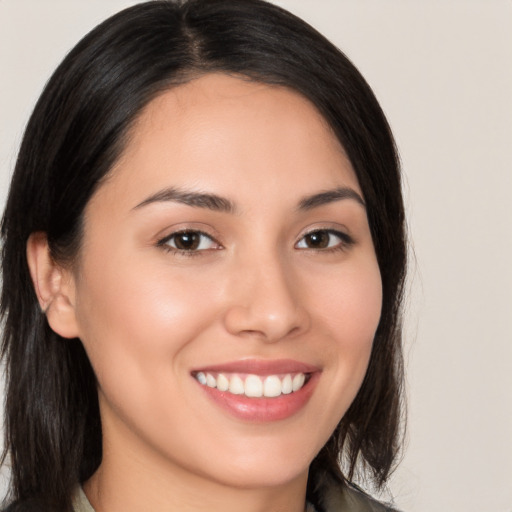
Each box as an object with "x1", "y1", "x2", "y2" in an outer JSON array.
[
  {"x1": 191, "y1": 359, "x2": 320, "y2": 421},
  {"x1": 193, "y1": 371, "x2": 310, "y2": 398}
]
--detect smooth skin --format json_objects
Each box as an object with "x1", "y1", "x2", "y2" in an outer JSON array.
[{"x1": 27, "y1": 74, "x2": 382, "y2": 512}]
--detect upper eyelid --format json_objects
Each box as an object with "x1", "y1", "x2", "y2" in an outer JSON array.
[
  {"x1": 295, "y1": 228, "x2": 354, "y2": 248},
  {"x1": 297, "y1": 226, "x2": 352, "y2": 240},
  {"x1": 155, "y1": 225, "x2": 353, "y2": 248},
  {"x1": 156, "y1": 229, "x2": 217, "y2": 248},
  {"x1": 156, "y1": 225, "x2": 221, "y2": 243},
  {"x1": 157, "y1": 230, "x2": 223, "y2": 256}
]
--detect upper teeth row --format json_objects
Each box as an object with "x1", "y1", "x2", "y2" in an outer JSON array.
[{"x1": 195, "y1": 372, "x2": 306, "y2": 398}]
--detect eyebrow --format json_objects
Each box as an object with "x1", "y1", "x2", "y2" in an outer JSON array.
[
  {"x1": 298, "y1": 187, "x2": 366, "y2": 211},
  {"x1": 133, "y1": 185, "x2": 364, "y2": 214},
  {"x1": 133, "y1": 187, "x2": 237, "y2": 213}
]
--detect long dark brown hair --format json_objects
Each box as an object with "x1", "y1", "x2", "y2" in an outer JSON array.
[{"x1": 1, "y1": 1, "x2": 406, "y2": 510}]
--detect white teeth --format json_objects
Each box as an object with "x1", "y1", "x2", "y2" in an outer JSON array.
[
  {"x1": 217, "y1": 373, "x2": 229, "y2": 391},
  {"x1": 281, "y1": 374, "x2": 293, "y2": 395},
  {"x1": 263, "y1": 375, "x2": 282, "y2": 397},
  {"x1": 206, "y1": 373, "x2": 216, "y2": 388},
  {"x1": 195, "y1": 371, "x2": 308, "y2": 397},
  {"x1": 292, "y1": 373, "x2": 305, "y2": 392},
  {"x1": 229, "y1": 375, "x2": 245, "y2": 395},
  {"x1": 245, "y1": 375, "x2": 263, "y2": 397}
]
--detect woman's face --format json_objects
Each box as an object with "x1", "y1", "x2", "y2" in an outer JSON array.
[{"x1": 69, "y1": 74, "x2": 382, "y2": 490}]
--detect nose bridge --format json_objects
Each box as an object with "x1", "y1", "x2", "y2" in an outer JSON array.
[{"x1": 223, "y1": 245, "x2": 308, "y2": 342}]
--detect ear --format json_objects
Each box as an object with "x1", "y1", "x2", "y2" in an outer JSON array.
[{"x1": 26, "y1": 232, "x2": 80, "y2": 339}]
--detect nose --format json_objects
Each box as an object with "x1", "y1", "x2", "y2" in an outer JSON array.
[{"x1": 222, "y1": 253, "x2": 310, "y2": 343}]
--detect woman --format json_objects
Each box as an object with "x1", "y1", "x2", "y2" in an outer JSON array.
[{"x1": 1, "y1": 1, "x2": 406, "y2": 511}]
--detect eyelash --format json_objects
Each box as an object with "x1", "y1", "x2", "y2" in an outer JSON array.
[
  {"x1": 295, "y1": 229, "x2": 354, "y2": 252},
  {"x1": 157, "y1": 230, "x2": 221, "y2": 257},
  {"x1": 156, "y1": 228, "x2": 354, "y2": 257}
]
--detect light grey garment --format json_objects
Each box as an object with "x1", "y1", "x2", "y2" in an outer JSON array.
[
  {"x1": 71, "y1": 488, "x2": 93, "y2": 512},
  {"x1": 71, "y1": 472, "x2": 398, "y2": 512},
  {"x1": 71, "y1": 488, "x2": 317, "y2": 512},
  {"x1": 310, "y1": 469, "x2": 399, "y2": 512}
]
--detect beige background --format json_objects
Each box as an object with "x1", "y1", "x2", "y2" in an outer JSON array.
[{"x1": 1, "y1": 1, "x2": 511, "y2": 510}]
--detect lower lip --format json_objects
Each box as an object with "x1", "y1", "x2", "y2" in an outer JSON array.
[{"x1": 196, "y1": 373, "x2": 320, "y2": 422}]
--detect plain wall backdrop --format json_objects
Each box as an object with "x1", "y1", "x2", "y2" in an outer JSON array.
[{"x1": 1, "y1": 1, "x2": 511, "y2": 511}]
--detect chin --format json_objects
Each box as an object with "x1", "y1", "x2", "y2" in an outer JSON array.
[
  {"x1": 208, "y1": 459, "x2": 310, "y2": 490},
  {"x1": 190, "y1": 434, "x2": 319, "y2": 490}
]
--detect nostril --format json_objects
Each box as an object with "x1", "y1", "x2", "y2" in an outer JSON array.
[{"x1": 223, "y1": 301, "x2": 309, "y2": 343}]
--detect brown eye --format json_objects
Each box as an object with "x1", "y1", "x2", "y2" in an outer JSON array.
[
  {"x1": 174, "y1": 232, "x2": 200, "y2": 250},
  {"x1": 162, "y1": 231, "x2": 218, "y2": 252},
  {"x1": 303, "y1": 231, "x2": 330, "y2": 249},
  {"x1": 296, "y1": 229, "x2": 352, "y2": 250}
]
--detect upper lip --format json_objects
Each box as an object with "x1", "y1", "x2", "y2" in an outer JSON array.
[{"x1": 191, "y1": 359, "x2": 319, "y2": 375}]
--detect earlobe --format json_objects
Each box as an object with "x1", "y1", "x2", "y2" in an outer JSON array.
[{"x1": 26, "y1": 232, "x2": 80, "y2": 339}]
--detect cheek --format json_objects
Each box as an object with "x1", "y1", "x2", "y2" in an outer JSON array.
[
  {"x1": 337, "y1": 264, "x2": 382, "y2": 378},
  {"x1": 310, "y1": 258, "x2": 382, "y2": 348},
  {"x1": 306, "y1": 257, "x2": 382, "y2": 409},
  {"x1": 72, "y1": 248, "x2": 223, "y2": 389}
]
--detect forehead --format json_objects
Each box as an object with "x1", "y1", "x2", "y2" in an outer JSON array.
[
  {"x1": 93, "y1": 73, "x2": 360, "y2": 213},
  {"x1": 131, "y1": 72, "x2": 335, "y2": 141}
]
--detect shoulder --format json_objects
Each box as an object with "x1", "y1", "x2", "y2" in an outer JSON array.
[
  {"x1": 309, "y1": 468, "x2": 401, "y2": 512},
  {"x1": 341, "y1": 482, "x2": 399, "y2": 512}
]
